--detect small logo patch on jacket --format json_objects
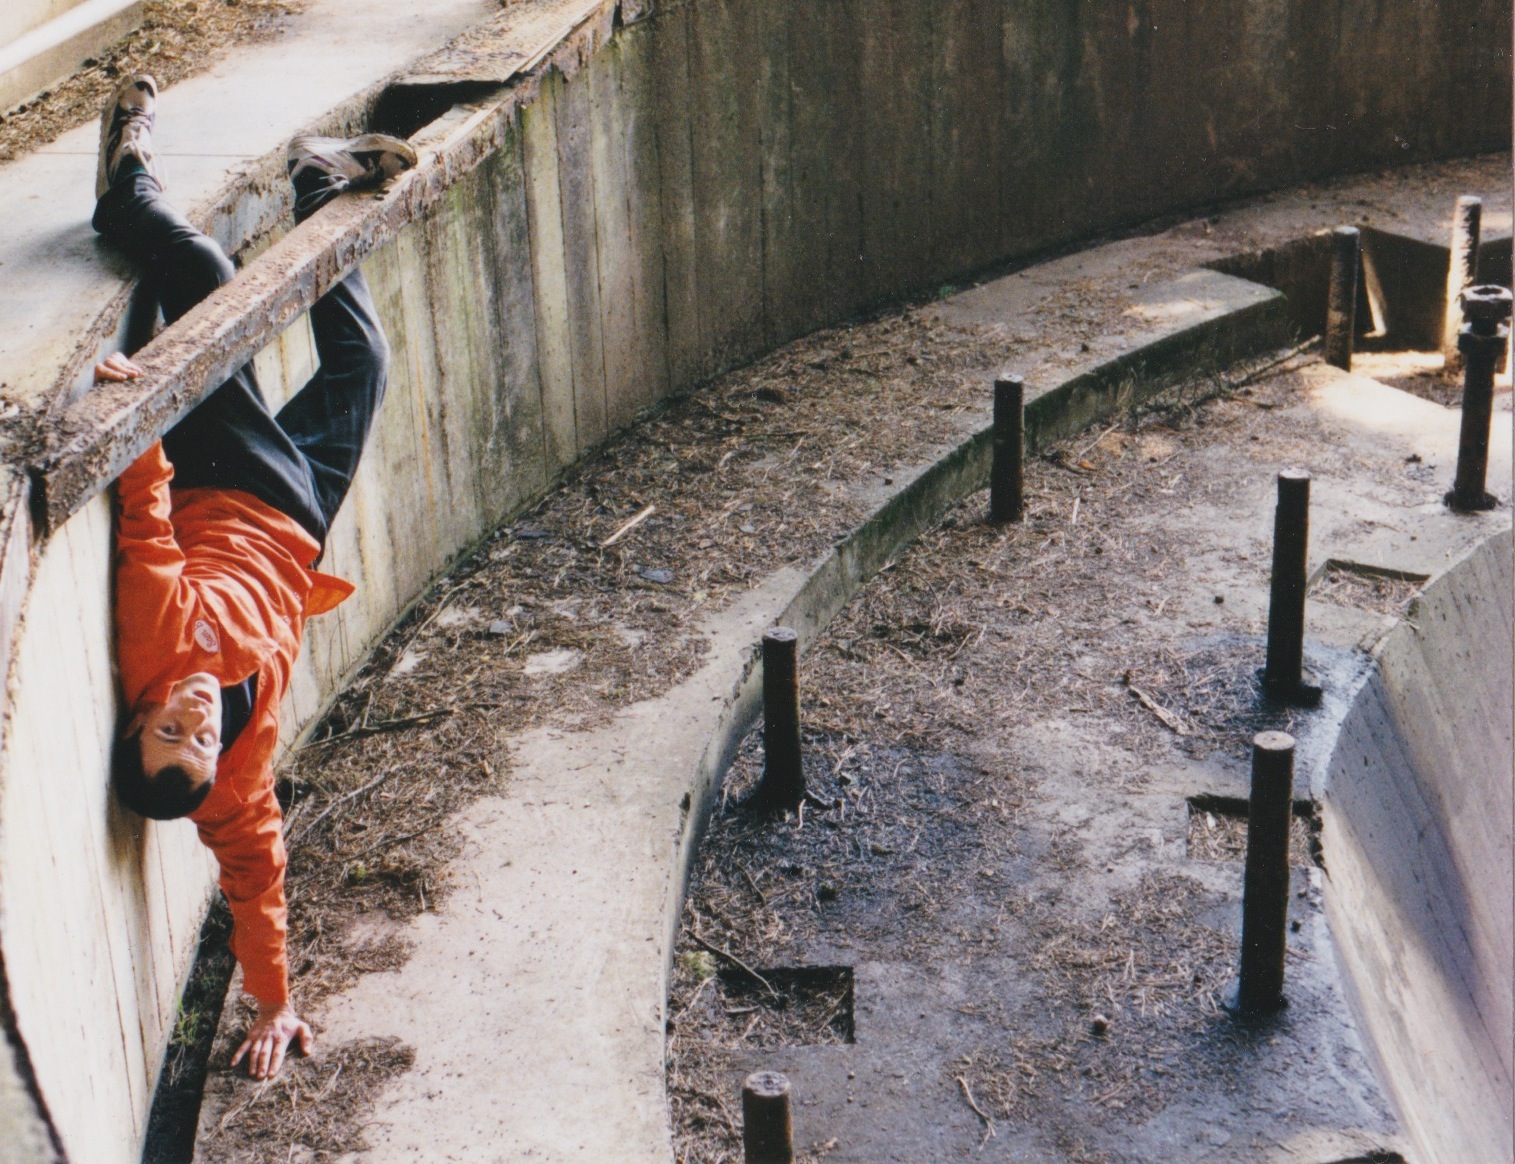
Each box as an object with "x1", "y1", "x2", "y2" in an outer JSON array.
[{"x1": 193, "y1": 619, "x2": 220, "y2": 653}]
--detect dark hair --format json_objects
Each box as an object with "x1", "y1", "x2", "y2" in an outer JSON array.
[{"x1": 112, "y1": 728, "x2": 213, "y2": 820}]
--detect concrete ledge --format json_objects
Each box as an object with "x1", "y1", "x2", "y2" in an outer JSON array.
[{"x1": 0, "y1": 0, "x2": 147, "y2": 115}]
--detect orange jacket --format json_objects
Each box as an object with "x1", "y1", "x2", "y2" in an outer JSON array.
[{"x1": 115, "y1": 443, "x2": 351, "y2": 1006}]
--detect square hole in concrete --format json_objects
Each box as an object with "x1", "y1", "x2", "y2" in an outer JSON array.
[
  {"x1": 1311, "y1": 559, "x2": 1427, "y2": 616},
  {"x1": 715, "y1": 965, "x2": 855, "y2": 1047},
  {"x1": 1186, "y1": 795, "x2": 1320, "y2": 868}
]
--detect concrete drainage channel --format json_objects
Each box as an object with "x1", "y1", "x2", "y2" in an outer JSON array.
[
  {"x1": 60, "y1": 53, "x2": 1497, "y2": 1154},
  {"x1": 657, "y1": 257, "x2": 1511, "y2": 1155},
  {"x1": 165, "y1": 176, "x2": 1511, "y2": 1160}
]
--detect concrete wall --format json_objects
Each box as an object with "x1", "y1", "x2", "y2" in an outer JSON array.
[
  {"x1": 1, "y1": 0, "x2": 94, "y2": 47},
  {"x1": 0, "y1": 0, "x2": 148, "y2": 114},
  {"x1": 1323, "y1": 530, "x2": 1513, "y2": 1164},
  {"x1": 0, "y1": 0, "x2": 1509, "y2": 1159}
]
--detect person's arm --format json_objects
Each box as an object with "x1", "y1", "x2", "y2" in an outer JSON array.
[{"x1": 195, "y1": 776, "x2": 313, "y2": 1079}]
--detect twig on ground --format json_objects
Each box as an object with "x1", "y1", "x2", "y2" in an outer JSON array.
[
  {"x1": 955, "y1": 1075, "x2": 996, "y2": 1141},
  {"x1": 688, "y1": 933, "x2": 778, "y2": 998},
  {"x1": 285, "y1": 765, "x2": 397, "y2": 849},
  {"x1": 306, "y1": 709, "x2": 453, "y2": 748},
  {"x1": 602, "y1": 504, "x2": 657, "y2": 547}
]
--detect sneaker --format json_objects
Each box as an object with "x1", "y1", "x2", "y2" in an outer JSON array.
[
  {"x1": 286, "y1": 133, "x2": 418, "y2": 221},
  {"x1": 96, "y1": 74, "x2": 162, "y2": 199}
]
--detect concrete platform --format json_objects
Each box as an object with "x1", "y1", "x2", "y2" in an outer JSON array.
[
  {"x1": 0, "y1": 6, "x2": 1506, "y2": 1156},
  {"x1": 0, "y1": 0, "x2": 494, "y2": 411}
]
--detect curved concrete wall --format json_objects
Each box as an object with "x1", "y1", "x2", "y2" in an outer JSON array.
[
  {"x1": 0, "y1": 0, "x2": 1508, "y2": 1158},
  {"x1": 1322, "y1": 530, "x2": 1513, "y2": 1164}
]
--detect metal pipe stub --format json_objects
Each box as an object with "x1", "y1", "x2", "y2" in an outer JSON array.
[
  {"x1": 746, "y1": 627, "x2": 804, "y2": 814},
  {"x1": 1442, "y1": 195, "x2": 1483, "y2": 371},
  {"x1": 1233, "y1": 731, "x2": 1296, "y2": 1017},
  {"x1": 1324, "y1": 226, "x2": 1361, "y2": 371},
  {"x1": 1262, "y1": 470, "x2": 1321, "y2": 706},
  {"x1": 990, "y1": 374, "x2": 1025, "y2": 523},
  {"x1": 1447, "y1": 283, "x2": 1511, "y2": 513},
  {"x1": 743, "y1": 1071, "x2": 795, "y2": 1163}
]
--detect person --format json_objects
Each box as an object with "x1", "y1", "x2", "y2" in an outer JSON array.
[{"x1": 92, "y1": 73, "x2": 416, "y2": 1080}]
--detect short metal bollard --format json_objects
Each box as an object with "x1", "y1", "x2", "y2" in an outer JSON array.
[
  {"x1": 1262, "y1": 470, "x2": 1320, "y2": 705},
  {"x1": 990, "y1": 375, "x2": 1025, "y2": 523},
  {"x1": 1235, "y1": 731, "x2": 1296, "y2": 1016},
  {"x1": 743, "y1": 1071, "x2": 795, "y2": 1164},
  {"x1": 1446, "y1": 283, "x2": 1512, "y2": 513},
  {"x1": 1323, "y1": 226, "x2": 1361, "y2": 371},
  {"x1": 1441, "y1": 195, "x2": 1482, "y2": 372},
  {"x1": 748, "y1": 627, "x2": 804, "y2": 813}
]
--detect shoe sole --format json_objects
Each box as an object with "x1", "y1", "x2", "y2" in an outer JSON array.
[{"x1": 96, "y1": 73, "x2": 158, "y2": 199}]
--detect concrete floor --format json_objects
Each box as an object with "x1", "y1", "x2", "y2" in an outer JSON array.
[{"x1": 188, "y1": 158, "x2": 1511, "y2": 1161}]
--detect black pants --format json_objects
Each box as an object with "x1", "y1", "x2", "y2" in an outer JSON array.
[{"x1": 93, "y1": 168, "x2": 389, "y2": 545}]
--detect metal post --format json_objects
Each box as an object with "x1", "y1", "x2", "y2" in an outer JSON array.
[
  {"x1": 1442, "y1": 195, "x2": 1482, "y2": 372},
  {"x1": 1263, "y1": 470, "x2": 1317, "y2": 704},
  {"x1": 990, "y1": 375, "x2": 1025, "y2": 523},
  {"x1": 750, "y1": 627, "x2": 803, "y2": 813},
  {"x1": 743, "y1": 1071, "x2": 795, "y2": 1164},
  {"x1": 1447, "y1": 284, "x2": 1512, "y2": 513},
  {"x1": 1324, "y1": 227, "x2": 1361, "y2": 371},
  {"x1": 1237, "y1": 731, "x2": 1296, "y2": 1015}
]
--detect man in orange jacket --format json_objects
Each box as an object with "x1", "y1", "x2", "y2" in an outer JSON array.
[{"x1": 93, "y1": 74, "x2": 415, "y2": 1079}]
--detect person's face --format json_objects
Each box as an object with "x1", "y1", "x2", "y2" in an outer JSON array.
[{"x1": 134, "y1": 672, "x2": 221, "y2": 787}]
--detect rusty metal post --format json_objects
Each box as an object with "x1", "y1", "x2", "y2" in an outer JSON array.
[
  {"x1": 990, "y1": 375, "x2": 1025, "y2": 523},
  {"x1": 1263, "y1": 470, "x2": 1317, "y2": 704},
  {"x1": 1236, "y1": 731, "x2": 1296, "y2": 1015},
  {"x1": 1447, "y1": 284, "x2": 1512, "y2": 513},
  {"x1": 743, "y1": 1071, "x2": 795, "y2": 1164},
  {"x1": 1324, "y1": 227, "x2": 1361, "y2": 371},
  {"x1": 1442, "y1": 195, "x2": 1482, "y2": 372},
  {"x1": 750, "y1": 627, "x2": 803, "y2": 813}
]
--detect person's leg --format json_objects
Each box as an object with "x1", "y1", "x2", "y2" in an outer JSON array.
[
  {"x1": 273, "y1": 268, "x2": 389, "y2": 530},
  {"x1": 92, "y1": 77, "x2": 327, "y2": 539},
  {"x1": 267, "y1": 133, "x2": 418, "y2": 530}
]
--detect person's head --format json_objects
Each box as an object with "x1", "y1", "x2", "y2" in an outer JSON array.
[{"x1": 113, "y1": 672, "x2": 221, "y2": 820}]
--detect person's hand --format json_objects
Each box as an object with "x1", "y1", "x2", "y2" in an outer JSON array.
[
  {"x1": 94, "y1": 352, "x2": 143, "y2": 383},
  {"x1": 231, "y1": 1000, "x2": 315, "y2": 1080}
]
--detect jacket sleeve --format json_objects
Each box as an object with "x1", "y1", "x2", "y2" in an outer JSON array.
[{"x1": 195, "y1": 777, "x2": 289, "y2": 1006}]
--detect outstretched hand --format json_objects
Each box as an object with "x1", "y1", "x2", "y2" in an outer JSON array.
[
  {"x1": 231, "y1": 1001, "x2": 315, "y2": 1080},
  {"x1": 94, "y1": 352, "x2": 143, "y2": 383}
]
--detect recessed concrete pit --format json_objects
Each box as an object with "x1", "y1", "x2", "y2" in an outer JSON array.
[{"x1": 0, "y1": 1, "x2": 1509, "y2": 1162}]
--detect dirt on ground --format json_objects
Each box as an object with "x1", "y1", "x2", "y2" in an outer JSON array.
[
  {"x1": 664, "y1": 350, "x2": 1439, "y2": 1162},
  {"x1": 0, "y1": 0, "x2": 302, "y2": 163},
  {"x1": 186, "y1": 297, "x2": 1465, "y2": 1160},
  {"x1": 190, "y1": 301, "x2": 1030, "y2": 1160}
]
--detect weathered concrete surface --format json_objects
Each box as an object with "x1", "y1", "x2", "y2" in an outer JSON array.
[
  {"x1": 1324, "y1": 529, "x2": 1514, "y2": 1164},
  {"x1": 0, "y1": 0, "x2": 1508, "y2": 1157},
  {"x1": 0, "y1": 0, "x2": 149, "y2": 115},
  {"x1": 273, "y1": 268, "x2": 1303, "y2": 1161}
]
